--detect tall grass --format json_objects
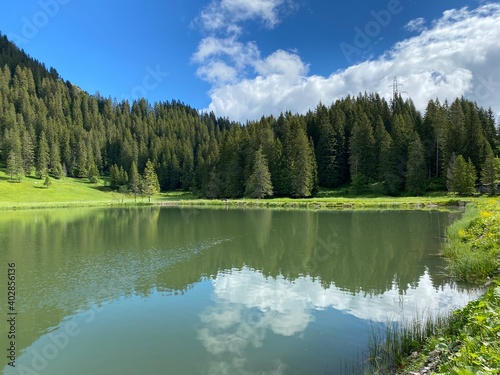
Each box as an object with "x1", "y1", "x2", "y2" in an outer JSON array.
[
  {"x1": 341, "y1": 313, "x2": 452, "y2": 375},
  {"x1": 443, "y1": 202, "x2": 500, "y2": 283},
  {"x1": 364, "y1": 314, "x2": 451, "y2": 374}
]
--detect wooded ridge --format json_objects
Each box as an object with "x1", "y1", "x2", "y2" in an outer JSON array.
[{"x1": 1, "y1": 33, "x2": 499, "y2": 198}]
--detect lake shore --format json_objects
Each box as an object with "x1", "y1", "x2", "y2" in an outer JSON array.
[
  {"x1": 0, "y1": 170, "x2": 472, "y2": 211},
  {"x1": 377, "y1": 199, "x2": 500, "y2": 375}
]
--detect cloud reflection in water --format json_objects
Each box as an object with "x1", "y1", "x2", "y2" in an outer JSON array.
[{"x1": 198, "y1": 267, "x2": 480, "y2": 374}]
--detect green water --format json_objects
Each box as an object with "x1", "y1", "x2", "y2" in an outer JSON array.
[{"x1": 0, "y1": 207, "x2": 479, "y2": 375}]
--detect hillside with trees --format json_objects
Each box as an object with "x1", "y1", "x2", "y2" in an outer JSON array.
[{"x1": 1, "y1": 33, "x2": 499, "y2": 198}]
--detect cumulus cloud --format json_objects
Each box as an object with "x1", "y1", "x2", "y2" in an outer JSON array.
[
  {"x1": 197, "y1": 3, "x2": 500, "y2": 122},
  {"x1": 192, "y1": 0, "x2": 298, "y2": 89},
  {"x1": 192, "y1": 36, "x2": 261, "y2": 84},
  {"x1": 198, "y1": 0, "x2": 295, "y2": 31}
]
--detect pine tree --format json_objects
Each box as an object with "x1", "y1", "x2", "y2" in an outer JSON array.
[
  {"x1": 43, "y1": 175, "x2": 52, "y2": 189},
  {"x1": 110, "y1": 164, "x2": 128, "y2": 189},
  {"x1": 466, "y1": 158, "x2": 477, "y2": 194},
  {"x1": 315, "y1": 107, "x2": 337, "y2": 187},
  {"x1": 206, "y1": 167, "x2": 220, "y2": 199},
  {"x1": 349, "y1": 113, "x2": 376, "y2": 182},
  {"x1": 129, "y1": 161, "x2": 140, "y2": 202},
  {"x1": 245, "y1": 147, "x2": 273, "y2": 198},
  {"x1": 390, "y1": 114, "x2": 412, "y2": 187},
  {"x1": 49, "y1": 141, "x2": 61, "y2": 175},
  {"x1": 422, "y1": 100, "x2": 447, "y2": 178},
  {"x1": 53, "y1": 163, "x2": 64, "y2": 179},
  {"x1": 21, "y1": 131, "x2": 35, "y2": 175},
  {"x1": 270, "y1": 138, "x2": 289, "y2": 196},
  {"x1": 36, "y1": 131, "x2": 49, "y2": 179},
  {"x1": 74, "y1": 138, "x2": 88, "y2": 178},
  {"x1": 378, "y1": 125, "x2": 399, "y2": 195},
  {"x1": 290, "y1": 119, "x2": 316, "y2": 197},
  {"x1": 444, "y1": 99, "x2": 465, "y2": 169},
  {"x1": 7, "y1": 150, "x2": 24, "y2": 181},
  {"x1": 87, "y1": 161, "x2": 100, "y2": 183},
  {"x1": 450, "y1": 155, "x2": 476, "y2": 195},
  {"x1": 406, "y1": 133, "x2": 427, "y2": 195},
  {"x1": 446, "y1": 153, "x2": 457, "y2": 192},
  {"x1": 480, "y1": 147, "x2": 498, "y2": 194},
  {"x1": 142, "y1": 159, "x2": 160, "y2": 202}
]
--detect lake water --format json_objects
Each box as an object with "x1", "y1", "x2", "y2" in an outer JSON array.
[{"x1": 0, "y1": 207, "x2": 480, "y2": 375}]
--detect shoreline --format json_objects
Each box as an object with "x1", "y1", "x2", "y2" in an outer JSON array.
[
  {"x1": 0, "y1": 195, "x2": 470, "y2": 211},
  {"x1": 371, "y1": 199, "x2": 500, "y2": 375}
]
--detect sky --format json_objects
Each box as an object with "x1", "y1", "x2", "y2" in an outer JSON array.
[{"x1": 1, "y1": 0, "x2": 499, "y2": 123}]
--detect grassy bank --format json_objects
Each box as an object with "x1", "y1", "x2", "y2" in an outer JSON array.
[
  {"x1": 363, "y1": 199, "x2": 500, "y2": 375},
  {"x1": 0, "y1": 169, "x2": 466, "y2": 210},
  {"x1": 444, "y1": 200, "x2": 500, "y2": 284},
  {"x1": 159, "y1": 196, "x2": 463, "y2": 210}
]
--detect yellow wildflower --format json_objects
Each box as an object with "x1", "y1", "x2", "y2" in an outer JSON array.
[{"x1": 480, "y1": 211, "x2": 491, "y2": 219}]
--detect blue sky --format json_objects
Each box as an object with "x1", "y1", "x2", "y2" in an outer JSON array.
[{"x1": 1, "y1": 0, "x2": 499, "y2": 122}]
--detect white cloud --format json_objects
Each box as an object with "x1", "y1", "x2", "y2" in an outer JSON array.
[
  {"x1": 199, "y1": 0, "x2": 293, "y2": 31},
  {"x1": 192, "y1": 0, "x2": 297, "y2": 87},
  {"x1": 192, "y1": 36, "x2": 261, "y2": 84},
  {"x1": 192, "y1": 36, "x2": 260, "y2": 66},
  {"x1": 200, "y1": 3, "x2": 500, "y2": 122},
  {"x1": 197, "y1": 61, "x2": 239, "y2": 84},
  {"x1": 405, "y1": 17, "x2": 426, "y2": 32},
  {"x1": 254, "y1": 49, "x2": 308, "y2": 77}
]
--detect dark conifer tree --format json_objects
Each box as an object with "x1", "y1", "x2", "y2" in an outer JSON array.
[
  {"x1": 245, "y1": 147, "x2": 273, "y2": 199},
  {"x1": 36, "y1": 131, "x2": 50, "y2": 178},
  {"x1": 406, "y1": 133, "x2": 427, "y2": 195}
]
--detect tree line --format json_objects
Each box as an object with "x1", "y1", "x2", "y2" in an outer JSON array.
[{"x1": 1, "y1": 33, "x2": 499, "y2": 197}]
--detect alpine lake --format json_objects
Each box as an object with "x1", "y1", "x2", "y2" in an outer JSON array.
[{"x1": 0, "y1": 206, "x2": 481, "y2": 375}]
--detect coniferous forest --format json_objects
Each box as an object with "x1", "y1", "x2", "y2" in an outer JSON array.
[{"x1": 1, "y1": 34, "x2": 499, "y2": 198}]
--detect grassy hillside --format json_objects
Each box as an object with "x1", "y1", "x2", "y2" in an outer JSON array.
[
  {"x1": 0, "y1": 167, "x2": 468, "y2": 210},
  {"x1": 0, "y1": 169, "x2": 137, "y2": 208}
]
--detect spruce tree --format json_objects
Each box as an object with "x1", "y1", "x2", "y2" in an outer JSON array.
[
  {"x1": 110, "y1": 164, "x2": 119, "y2": 189},
  {"x1": 53, "y1": 163, "x2": 64, "y2": 179},
  {"x1": 406, "y1": 133, "x2": 427, "y2": 195},
  {"x1": 290, "y1": 120, "x2": 316, "y2": 197},
  {"x1": 451, "y1": 155, "x2": 476, "y2": 195},
  {"x1": 21, "y1": 131, "x2": 35, "y2": 175},
  {"x1": 315, "y1": 107, "x2": 337, "y2": 187},
  {"x1": 87, "y1": 161, "x2": 100, "y2": 183},
  {"x1": 129, "y1": 161, "x2": 140, "y2": 202},
  {"x1": 36, "y1": 131, "x2": 49, "y2": 179},
  {"x1": 245, "y1": 147, "x2": 273, "y2": 199},
  {"x1": 142, "y1": 159, "x2": 160, "y2": 202},
  {"x1": 378, "y1": 126, "x2": 399, "y2": 195},
  {"x1": 270, "y1": 138, "x2": 289, "y2": 196},
  {"x1": 446, "y1": 153, "x2": 456, "y2": 192},
  {"x1": 7, "y1": 150, "x2": 24, "y2": 181},
  {"x1": 349, "y1": 114, "x2": 376, "y2": 182},
  {"x1": 43, "y1": 175, "x2": 52, "y2": 189},
  {"x1": 110, "y1": 164, "x2": 128, "y2": 189},
  {"x1": 480, "y1": 147, "x2": 498, "y2": 194},
  {"x1": 74, "y1": 138, "x2": 88, "y2": 178}
]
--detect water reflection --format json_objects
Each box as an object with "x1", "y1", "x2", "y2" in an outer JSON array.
[
  {"x1": 197, "y1": 268, "x2": 480, "y2": 374},
  {"x1": 0, "y1": 207, "x2": 480, "y2": 374}
]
